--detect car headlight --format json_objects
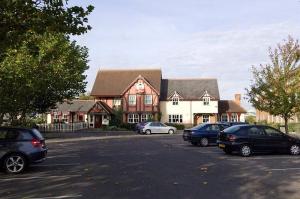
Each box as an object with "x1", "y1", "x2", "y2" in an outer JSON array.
[{"x1": 191, "y1": 131, "x2": 196, "y2": 134}]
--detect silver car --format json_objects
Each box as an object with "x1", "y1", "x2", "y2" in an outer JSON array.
[{"x1": 141, "y1": 122, "x2": 177, "y2": 135}]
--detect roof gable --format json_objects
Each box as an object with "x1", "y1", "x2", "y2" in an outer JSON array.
[
  {"x1": 160, "y1": 79, "x2": 220, "y2": 100},
  {"x1": 121, "y1": 75, "x2": 160, "y2": 95},
  {"x1": 91, "y1": 69, "x2": 162, "y2": 96}
]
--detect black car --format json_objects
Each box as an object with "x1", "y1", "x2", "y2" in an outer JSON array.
[
  {"x1": 217, "y1": 125, "x2": 300, "y2": 157},
  {"x1": 0, "y1": 127, "x2": 47, "y2": 174},
  {"x1": 183, "y1": 123, "x2": 230, "y2": 146}
]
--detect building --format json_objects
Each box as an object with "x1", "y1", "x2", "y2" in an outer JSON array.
[
  {"x1": 256, "y1": 110, "x2": 299, "y2": 124},
  {"x1": 160, "y1": 79, "x2": 219, "y2": 127},
  {"x1": 218, "y1": 94, "x2": 247, "y2": 122},
  {"x1": 90, "y1": 69, "x2": 162, "y2": 123},
  {"x1": 47, "y1": 100, "x2": 113, "y2": 128}
]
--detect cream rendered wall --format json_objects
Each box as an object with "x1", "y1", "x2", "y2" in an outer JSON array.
[
  {"x1": 160, "y1": 100, "x2": 218, "y2": 124},
  {"x1": 47, "y1": 114, "x2": 52, "y2": 124},
  {"x1": 240, "y1": 113, "x2": 245, "y2": 122}
]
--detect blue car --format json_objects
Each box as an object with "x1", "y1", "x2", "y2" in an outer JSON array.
[{"x1": 183, "y1": 123, "x2": 230, "y2": 146}]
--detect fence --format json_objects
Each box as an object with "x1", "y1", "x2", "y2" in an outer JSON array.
[{"x1": 38, "y1": 122, "x2": 89, "y2": 132}]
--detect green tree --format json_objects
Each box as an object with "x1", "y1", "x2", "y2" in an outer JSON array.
[
  {"x1": 0, "y1": 33, "x2": 89, "y2": 125},
  {"x1": 247, "y1": 36, "x2": 300, "y2": 133},
  {"x1": 0, "y1": 0, "x2": 94, "y2": 59},
  {"x1": 78, "y1": 92, "x2": 94, "y2": 100}
]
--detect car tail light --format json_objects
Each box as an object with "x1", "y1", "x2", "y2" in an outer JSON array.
[
  {"x1": 31, "y1": 139, "x2": 42, "y2": 148},
  {"x1": 228, "y1": 134, "x2": 236, "y2": 142}
]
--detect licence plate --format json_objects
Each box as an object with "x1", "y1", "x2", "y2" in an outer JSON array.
[{"x1": 219, "y1": 144, "x2": 225, "y2": 148}]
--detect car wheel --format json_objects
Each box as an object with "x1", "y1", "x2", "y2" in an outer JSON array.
[
  {"x1": 4, "y1": 154, "x2": 27, "y2": 174},
  {"x1": 240, "y1": 145, "x2": 251, "y2": 157},
  {"x1": 168, "y1": 129, "x2": 174, "y2": 134},
  {"x1": 290, "y1": 144, "x2": 300, "y2": 155},
  {"x1": 223, "y1": 148, "x2": 232, "y2": 154},
  {"x1": 145, "y1": 129, "x2": 151, "y2": 135},
  {"x1": 200, "y1": 138, "x2": 209, "y2": 147}
]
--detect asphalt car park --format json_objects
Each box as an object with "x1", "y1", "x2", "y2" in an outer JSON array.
[{"x1": 1, "y1": 133, "x2": 300, "y2": 199}]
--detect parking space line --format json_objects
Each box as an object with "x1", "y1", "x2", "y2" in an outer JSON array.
[
  {"x1": 31, "y1": 163, "x2": 81, "y2": 167},
  {"x1": 0, "y1": 175, "x2": 82, "y2": 182},
  {"x1": 270, "y1": 168, "x2": 300, "y2": 171},
  {"x1": 29, "y1": 194, "x2": 82, "y2": 199}
]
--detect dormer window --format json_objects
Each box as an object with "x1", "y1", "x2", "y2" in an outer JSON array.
[
  {"x1": 203, "y1": 96, "x2": 210, "y2": 106},
  {"x1": 172, "y1": 96, "x2": 179, "y2": 105}
]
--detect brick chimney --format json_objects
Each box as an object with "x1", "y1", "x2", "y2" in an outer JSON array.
[{"x1": 234, "y1": 94, "x2": 241, "y2": 105}]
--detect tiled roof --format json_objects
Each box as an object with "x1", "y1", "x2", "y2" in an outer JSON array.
[
  {"x1": 218, "y1": 100, "x2": 246, "y2": 113},
  {"x1": 160, "y1": 79, "x2": 220, "y2": 100},
  {"x1": 52, "y1": 100, "x2": 95, "y2": 112},
  {"x1": 91, "y1": 69, "x2": 162, "y2": 96}
]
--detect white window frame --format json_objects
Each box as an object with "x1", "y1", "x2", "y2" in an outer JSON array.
[
  {"x1": 113, "y1": 99, "x2": 121, "y2": 106},
  {"x1": 53, "y1": 113, "x2": 59, "y2": 123},
  {"x1": 172, "y1": 97, "x2": 179, "y2": 105},
  {"x1": 62, "y1": 114, "x2": 68, "y2": 123},
  {"x1": 221, "y1": 114, "x2": 228, "y2": 122},
  {"x1": 129, "y1": 95, "x2": 136, "y2": 105},
  {"x1": 231, "y1": 113, "x2": 238, "y2": 122},
  {"x1": 203, "y1": 97, "x2": 210, "y2": 106},
  {"x1": 144, "y1": 95, "x2": 152, "y2": 105},
  {"x1": 141, "y1": 114, "x2": 153, "y2": 122},
  {"x1": 168, "y1": 114, "x2": 183, "y2": 123},
  {"x1": 128, "y1": 114, "x2": 139, "y2": 123},
  {"x1": 203, "y1": 115, "x2": 210, "y2": 123}
]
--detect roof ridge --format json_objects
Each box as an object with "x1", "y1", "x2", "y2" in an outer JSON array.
[
  {"x1": 99, "y1": 68, "x2": 162, "y2": 71},
  {"x1": 163, "y1": 78, "x2": 217, "y2": 80}
]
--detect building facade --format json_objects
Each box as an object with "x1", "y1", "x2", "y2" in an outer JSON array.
[{"x1": 218, "y1": 94, "x2": 246, "y2": 122}]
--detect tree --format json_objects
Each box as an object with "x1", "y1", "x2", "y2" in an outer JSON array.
[
  {"x1": 78, "y1": 92, "x2": 94, "y2": 100},
  {"x1": 0, "y1": 0, "x2": 94, "y2": 60},
  {"x1": 0, "y1": 33, "x2": 89, "y2": 125},
  {"x1": 247, "y1": 36, "x2": 300, "y2": 133}
]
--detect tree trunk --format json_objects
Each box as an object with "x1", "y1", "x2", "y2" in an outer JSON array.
[{"x1": 284, "y1": 117, "x2": 289, "y2": 134}]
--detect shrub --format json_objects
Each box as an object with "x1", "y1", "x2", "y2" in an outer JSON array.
[{"x1": 119, "y1": 123, "x2": 136, "y2": 131}]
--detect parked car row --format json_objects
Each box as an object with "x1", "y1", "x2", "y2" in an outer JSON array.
[{"x1": 183, "y1": 123, "x2": 300, "y2": 157}]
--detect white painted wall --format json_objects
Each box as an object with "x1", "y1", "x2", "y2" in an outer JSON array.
[
  {"x1": 240, "y1": 113, "x2": 245, "y2": 122},
  {"x1": 47, "y1": 114, "x2": 52, "y2": 124},
  {"x1": 160, "y1": 100, "x2": 218, "y2": 124}
]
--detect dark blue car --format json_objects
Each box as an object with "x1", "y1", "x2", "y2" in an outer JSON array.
[{"x1": 183, "y1": 123, "x2": 230, "y2": 146}]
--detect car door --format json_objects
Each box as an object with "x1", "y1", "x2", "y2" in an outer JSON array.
[
  {"x1": 207, "y1": 124, "x2": 220, "y2": 143},
  {"x1": 158, "y1": 123, "x2": 168, "y2": 134},
  {"x1": 149, "y1": 122, "x2": 160, "y2": 133},
  {"x1": 247, "y1": 126, "x2": 269, "y2": 152},
  {"x1": 0, "y1": 129, "x2": 8, "y2": 159},
  {"x1": 263, "y1": 126, "x2": 289, "y2": 152}
]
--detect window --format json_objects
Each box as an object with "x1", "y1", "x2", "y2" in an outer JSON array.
[
  {"x1": 264, "y1": 127, "x2": 282, "y2": 137},
  {"x1": 248, "y1": 127, "x2": 265, "y2": 136},
  {"x1": 113, "y1": 99, "x2": 121, "y2": 106},
  {"x1": 144, "y1": 95, "x2": 152, "y2": 105},
  {"x1": 168, "y1": 114, "x2": 183, "y2": 123},
  {"x1": 203, "y1": 97, "x2": 210, "y2": 106},
  {"x1": 129, "y1": 95, "x2": 136, "y2": 105},
  {"x1": 128, "y1": 114, "x2": 139, "y2": 123},
  {"x1": 141, "y1": 114, "x2": 152, "y2": 122},
  {"x1": 62, "y1": 114, "x2": 68, "y2": 123},
  {"x1": 172, "y1": 97, "x2": 179, "y2": 105},
  {"x1": 210, "y1": 124, "x2": 220, "y2": 131},
  {"x1": 221, "y1": 114, "x2": 228, "y2": 122},
  {"x1": 90, "y1": 115, "x2": 94, "y2": 123},
  {"x1": 231, "y1": 113, "x2": 238, "y2": 122},
  {"x1": 53, "y1": 113, "x2": 59, "y2": 123},
  {"x1": 203, "y1": 115, "x2": 210, "y2": 123}
]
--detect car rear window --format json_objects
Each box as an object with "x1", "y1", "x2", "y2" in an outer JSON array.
[
  {"x1": 223, "y1": 125, "x2": 241, "y2": 134},
  {"x1": 31, "y1": 129, "x2": 44, "y2": 139}
]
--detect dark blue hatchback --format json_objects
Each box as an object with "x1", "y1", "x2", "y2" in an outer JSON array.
[
  {"x1": 183, "y1": 123, "x2": 230, "y2": 146},
  {"x1": 0, "y1": 127, "x2": 47, "y2": 174}
]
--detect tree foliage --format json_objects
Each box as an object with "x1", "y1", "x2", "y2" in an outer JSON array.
[
  {"x1": 0, "y1": 33, "x2": 89, "y2": 124},
  {"x1": 0, "y1": 0, "x2": 94, "y2": 125},
  {"x1": 247, "y1": 36, "x2": 300, "y2": 133}
]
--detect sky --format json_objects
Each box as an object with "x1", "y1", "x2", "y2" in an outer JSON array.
[{"x1": 71, "y1": 0, "x2": 300, "y2": 110}]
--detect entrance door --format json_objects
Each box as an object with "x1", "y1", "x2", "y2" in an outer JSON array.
[{"x1": 94, "y1": 115, "x2": 102, "y2": 128}]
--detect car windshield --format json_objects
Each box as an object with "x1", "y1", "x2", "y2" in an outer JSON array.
[
  {"x1": 191, "y1": 123, "x2": 207, "y2": 130},
  {"x1": 223, "y1": 125, "x2": 241, "y2": 134}
]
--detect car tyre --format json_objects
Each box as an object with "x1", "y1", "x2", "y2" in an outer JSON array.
[
  {"x1": 4, "y1": 153, "x2": 27, "y2": 174},
  {"x1": 200, "y1": 138, "x2": 209, "y2": 147},
  {"x1": 240, "y1": 145, "x2": 251, "y2": 157},
  {"x1": 168, "y1": 129, "x2": 174, "y2": 134},
  {"x1": 145, "y1": 129, "x2": 151, "y2": 135},
  {"x1": 290, "y1": 144, "x2": 300, "y2": 155},
  {"x1": 223, "y1": 148, "x2": 232, "y2": 154}
]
